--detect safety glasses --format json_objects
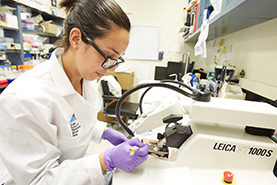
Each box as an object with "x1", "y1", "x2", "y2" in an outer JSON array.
[{"x1": 81, "y1": 30, "x2": 125, "y2": 69}]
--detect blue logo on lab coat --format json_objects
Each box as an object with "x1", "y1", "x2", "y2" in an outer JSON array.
[{"x1": 70, "y1": 113, "x2": 81, "y2": 137}]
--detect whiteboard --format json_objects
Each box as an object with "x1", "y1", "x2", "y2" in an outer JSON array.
[{"x1": 124, "y1": 26, "x2": 160, "y2": 60}]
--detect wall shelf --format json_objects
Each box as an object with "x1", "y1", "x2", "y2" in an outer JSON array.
[
  {"x1": 0, "y1": 25, "x2": 19, "y2": 31},
  {"x1": 1, "y1": 0, "x2": 64, "y2": 66},
  {"x1": 37, "y1": 32, "x2": 59, "y2": 38},
  {"x1": 184, "y1": 0, "x2": 277, "y2": 43},
  {"x1": 6, "y1": 0, "x2": 66, "y2": 19},
  {"x1": 2, "y1": 50, "x2": 21, "y2": 53}
]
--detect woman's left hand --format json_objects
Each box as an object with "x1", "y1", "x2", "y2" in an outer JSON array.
[{"x1": 102, "y1": 128, "x2": 128, "y2": 145}]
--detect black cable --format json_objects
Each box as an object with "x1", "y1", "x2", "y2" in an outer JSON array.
[
  {"x1": 138, "y1": 80, "x2": 196, "y2": 114},
  {"x1": 138, "y1": 86, "x2": 152, "y2": 115},
  {"x1": 115, "y1": 80, "x2": 211, "y2": 137}
]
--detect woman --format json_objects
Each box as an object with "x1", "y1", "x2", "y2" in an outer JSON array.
[{"x1": 0, "y1": 0, "x2": 149, "y2": 184}]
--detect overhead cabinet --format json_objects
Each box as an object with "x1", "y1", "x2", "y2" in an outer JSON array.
[{"x1": 184, "y1": 0, "x2": 277, "y2": 43}]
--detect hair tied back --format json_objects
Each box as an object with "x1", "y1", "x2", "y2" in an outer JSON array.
[{"x1": 59, "y1": 0, "x2": 80, "y2": 14}]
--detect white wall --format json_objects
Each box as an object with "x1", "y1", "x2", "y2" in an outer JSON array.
[
  {"x1": 195, "y1": 18, "x2": 277, "y2": 100},
  {"x1": 116, "y1": 0, "x2": 191, "y2": 86},
  {"x1": 116, "y1": 1, "x2": 277, "y2": 101}
]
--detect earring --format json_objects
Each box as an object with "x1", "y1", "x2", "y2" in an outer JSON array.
[{"x1": 73, "y1": 44, "x2": 76, "y2": 48}]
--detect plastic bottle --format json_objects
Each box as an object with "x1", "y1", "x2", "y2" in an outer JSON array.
[
  {"x1": 193, "y1": 73, "x2": 201, "y2": 89},
  {"x1": 11, "y1": 65, "x2": 17, "y2": 71}
]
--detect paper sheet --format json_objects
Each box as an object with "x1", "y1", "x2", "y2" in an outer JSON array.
[{"x1": 194, "y1": 20, "x2": 209, "y2": 58}]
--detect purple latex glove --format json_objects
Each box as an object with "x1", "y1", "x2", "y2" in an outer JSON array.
[
  {"x1": 104, "y1": 138, "x2": 149, "y2": 171},
  {"x1": 102, "y1": 128, "x2": 128, "y2": 146}
]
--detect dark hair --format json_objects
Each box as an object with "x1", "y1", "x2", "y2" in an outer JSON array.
[{"x1": 59, "y1": 0, "x2": 131, "y2": 50}]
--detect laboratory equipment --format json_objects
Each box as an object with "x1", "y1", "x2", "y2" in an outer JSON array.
[{"x1": 113, "y1": 80, "x2": 277, "y2": 185}]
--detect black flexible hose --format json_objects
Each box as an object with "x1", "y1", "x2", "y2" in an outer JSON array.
[
  {"x1": 138, "y1": 80, "x2": 196, "y2": 114},
  {"x1": 138, "y1": 87, "x2": 152, "y2": 115},
  {"x1": 115, "y1": 80, "x2": 211, "y2": 137}
]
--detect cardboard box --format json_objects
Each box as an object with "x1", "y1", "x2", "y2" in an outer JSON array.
[{"x1": 39, "y1": 21, "x2": 57, "y2": 35}]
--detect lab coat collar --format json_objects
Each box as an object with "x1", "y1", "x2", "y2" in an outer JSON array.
[{"x1": 48, "y1": 48, "x2": 76, "y2": 96}]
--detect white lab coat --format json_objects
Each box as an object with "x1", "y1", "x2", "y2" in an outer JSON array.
[{"x1": 0, "y1": 48, "x2": 107, "y2": 185}]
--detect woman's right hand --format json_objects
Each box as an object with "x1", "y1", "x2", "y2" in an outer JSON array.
[{"x1": 104, "y1": 138, "x2": 149, "y2": 171}]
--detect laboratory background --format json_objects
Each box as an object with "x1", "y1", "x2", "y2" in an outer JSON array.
[
  {"x1": 0, "y1": 0, "x2": 277, "y2": 185},
  {"x1": 0, "y1": 0, "x2": 277, "y2": 102}
]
